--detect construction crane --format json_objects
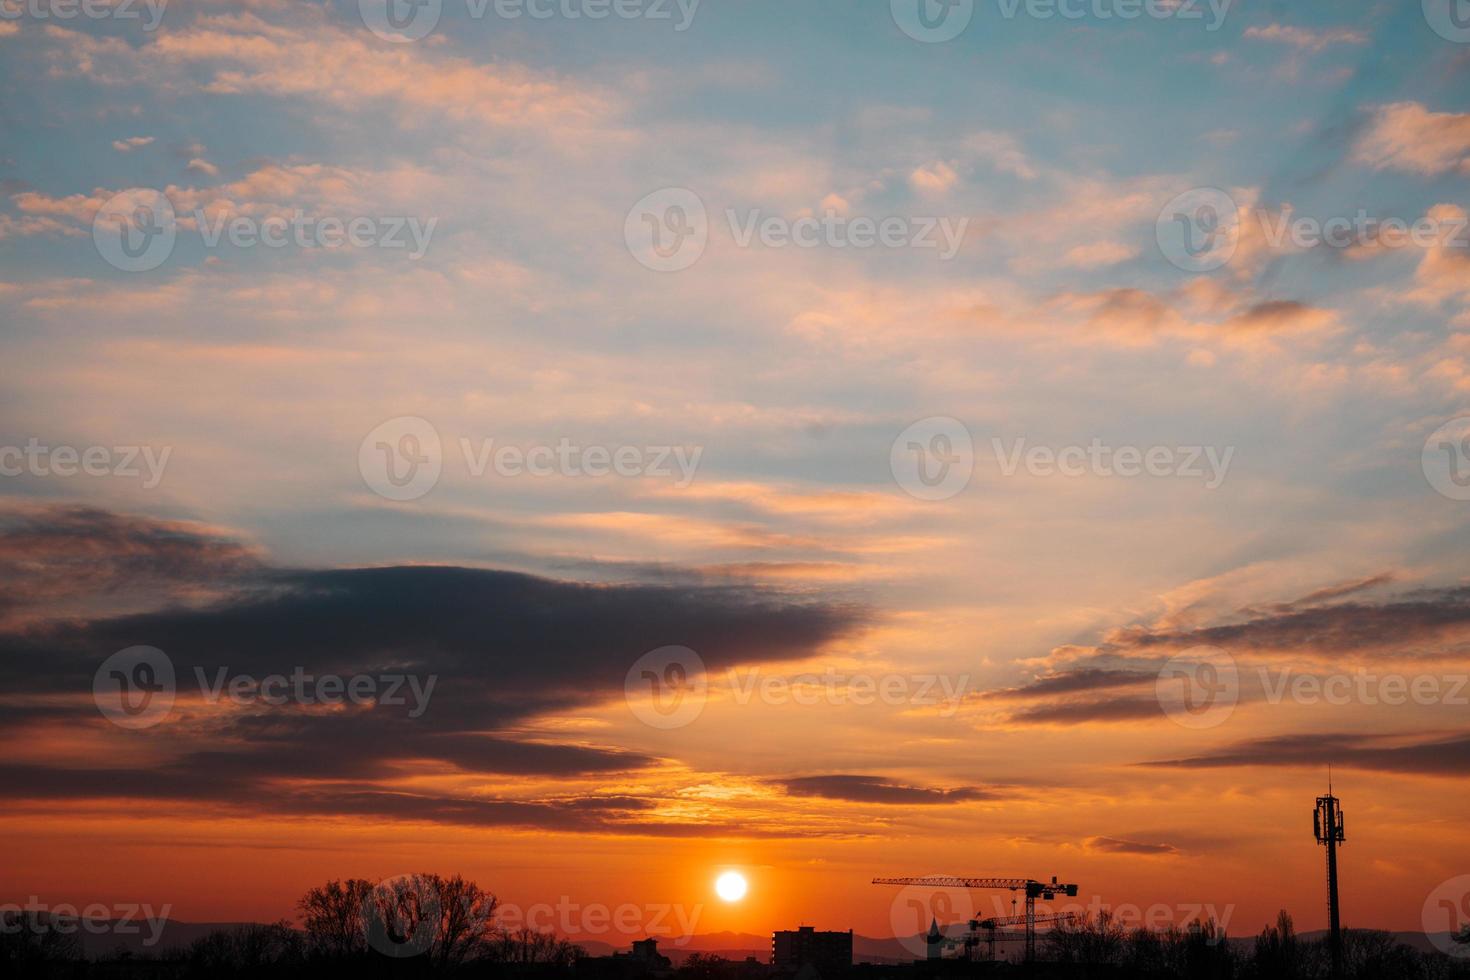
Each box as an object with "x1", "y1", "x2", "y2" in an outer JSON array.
[{"x1": 873, "y1": 875, "x2": 1080, "y2": 962}]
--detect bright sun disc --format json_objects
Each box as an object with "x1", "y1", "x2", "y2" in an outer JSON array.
[{"x1": 715, "y1": 871, "x2": 747, "y2": 902}]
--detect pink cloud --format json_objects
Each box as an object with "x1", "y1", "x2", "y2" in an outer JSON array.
[{"x1": 1354, "y1": 102, "x2": 1470, "y2": 176}]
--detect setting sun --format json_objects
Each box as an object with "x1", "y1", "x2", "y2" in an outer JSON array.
[{"x1": 715, "y1": 871, "x2": 748, "y2": 903}]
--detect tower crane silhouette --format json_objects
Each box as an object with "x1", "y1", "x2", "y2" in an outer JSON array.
[{"x1": 873, "y1": 875, "x2": 1079, "y2": 962}]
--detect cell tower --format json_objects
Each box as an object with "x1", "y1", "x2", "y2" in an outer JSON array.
[{"x1": 1313, "y1": 775, "x2": 1345, "y2": 979}]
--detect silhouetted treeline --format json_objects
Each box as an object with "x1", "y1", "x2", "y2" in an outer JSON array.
[
  {"x1": 1039, "y1": 910, "x2": 1470, "y2": 980},
  {"x1": 2, "y1": 872, "x2": 581, "y2": 980},
  {"x1": 5, "y1": 882, "x2": 1469, "y2": 980}
]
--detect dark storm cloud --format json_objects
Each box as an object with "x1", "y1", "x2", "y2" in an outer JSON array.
[
  {"x1": 1109, "y1": 586, "x2": 1470, "y2": 655},
  {"x1": 1142, "y1": 731, "x2": 1470, "y2": 776},
  {"x1": 778, "y1": 775, "x2": 995, "y2": 805},
  {"x1": 6, "y1": 558, "x2": 865, "y2": 726},
  {"x1": 2, "y1": 504, "x2": 868, "y2": 829}
]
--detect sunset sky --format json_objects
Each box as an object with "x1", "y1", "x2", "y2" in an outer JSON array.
[{"x1": 2, "y1": 0, "x2": 1470, "y2": 950}]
